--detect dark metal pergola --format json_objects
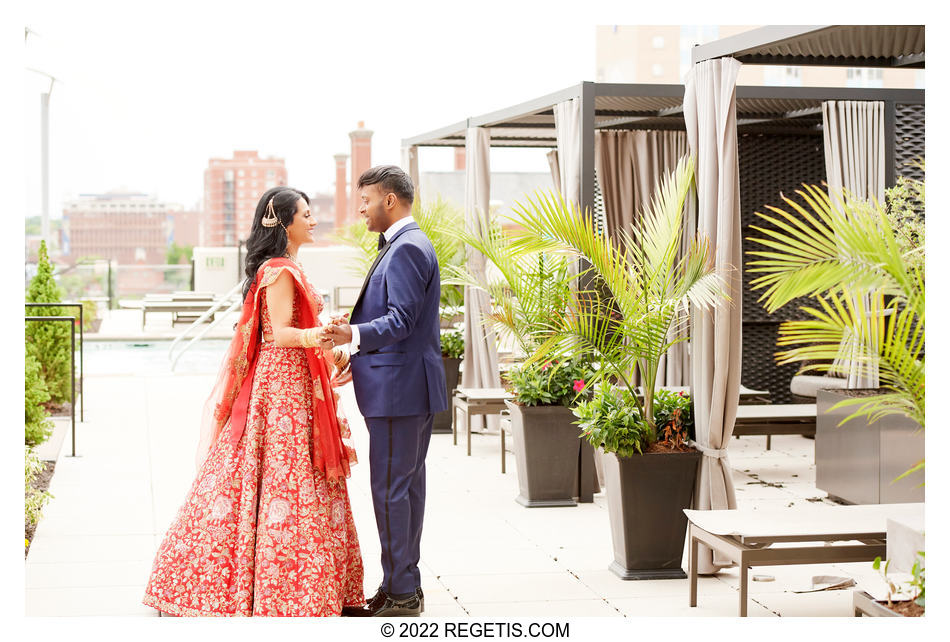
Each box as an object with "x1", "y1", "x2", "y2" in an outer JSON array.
[{"x1": 402, "y1": 82, "x2": 924, "y2": 218}]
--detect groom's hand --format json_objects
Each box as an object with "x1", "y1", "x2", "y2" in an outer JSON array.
[{"x1": 323, "y1": 323, "x2": 353, "y2": 346}]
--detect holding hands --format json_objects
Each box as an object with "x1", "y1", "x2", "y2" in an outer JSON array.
[{"x1": 322, "y1": 312, "x2": 353, "y2": 347}]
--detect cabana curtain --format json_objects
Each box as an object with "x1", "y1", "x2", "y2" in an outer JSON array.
[
  {"x1": 595, "y1": 130, "x2": 692, "y2": 386},
  {"x1": 683, "y1": 57, "x2": 743, "y2": 574},
  {"x1": 461, "y1": 127, "x2": 501, "y2": 431},
  {"x1": 553, "y1": 99, "x2": 581, "y2": 206},
  {"x1": 822, "y1": 100, "x2": 885, "y2": 389}
]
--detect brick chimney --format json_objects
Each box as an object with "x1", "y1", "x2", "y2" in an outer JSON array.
[
  {"x1": 349, "y1": 121, "x2": 373, "y2": 215},
  {"x1": 333, "y1": 153, "x2": 349, "y2": 228},
  {"x1": 454, "y1": 146, "x2": 466, "y2": 171}
]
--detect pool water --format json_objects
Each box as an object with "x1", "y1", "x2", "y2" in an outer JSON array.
[{"x1": 84, "y1": 340, "x2": 231, "y2": 376}]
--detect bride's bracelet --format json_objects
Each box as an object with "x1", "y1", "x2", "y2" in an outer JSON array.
[
  {"x1": 332, "y1": 347, "x2": 350, "y2": 371},
  {"x1": 300, "y1": 327, "x2": 323, "y2": 348}
]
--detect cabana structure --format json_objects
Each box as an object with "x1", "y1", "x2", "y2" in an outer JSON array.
[{"x1": 401, "y1": 80, "x2": 924, "y2": 406}]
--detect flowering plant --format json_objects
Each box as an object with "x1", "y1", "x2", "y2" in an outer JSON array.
[{"x1": 504, "y1": 359, "x2": 593, "y2": 407}]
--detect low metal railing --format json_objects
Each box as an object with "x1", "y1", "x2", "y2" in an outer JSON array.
[
  {"x1": 24, "y1": 315, "x2": 79, "y2": 457},
  {"x1": 25, "y1": 302, "x2": 84, "y2": 421}
]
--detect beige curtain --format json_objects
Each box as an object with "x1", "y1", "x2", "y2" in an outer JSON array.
[
  {"x1": 554, "y1": 99, "x2": 581, "y2": 206},
  {"x1": 546, "y1": 150, "x2": 560, "y2": 191},
  {"x1": 683, "y1": 57, "x2": 742, "y2": 574},
  {"x1": 595, "y1": 130, "x2": 692, "y2": 387},
  {"x1": 461, "y1": 127, "x2": 501, "y2": 431},
  {"x1": 822, "y1": 100, "x2": 885, "y2": 389}
]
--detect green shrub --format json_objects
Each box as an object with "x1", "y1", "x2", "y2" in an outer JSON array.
[
  {"x1": 573, "y1": 382, "x2": 648, "y2": 457},
  {"x1": 25, "y1": 447, "x2": 53, "y2": 540},
  {"x1": 574, "y1": 385, "x2": 695, "y2": 456},
  {"x1": 79, "y1": 299, "x2": 98, "y2": 332},
  {"x1": 505, "y1": 359, "x2": 593, "y2": 407},
  {"x1": 440, "y1": 327, "x2": 464, "y2": 359},
  {"x1": 26, "y1": 241, "x2": 73, "y2": 404},
  {"x1": 25, "y1": 348, "x2": 53, "y2": 446}
]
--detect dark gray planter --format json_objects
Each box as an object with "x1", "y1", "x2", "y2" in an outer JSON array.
[
  {"x1": 816, "y1": 389, "x2": 924, "y2": 505},
  {"x1": 505, "y1": 400, "x2": 581, "y2": 507},
  {"x1": 432, "y1": 357, "x2": 462, "y2": 434},
  {"x1": 603, "y1": 449, "x2": 701, "y2": 580}
]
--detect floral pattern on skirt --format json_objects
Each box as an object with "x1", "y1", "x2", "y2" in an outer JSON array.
[{"x1": 143, "y1": 344, "x2": 364, "y2": 616}]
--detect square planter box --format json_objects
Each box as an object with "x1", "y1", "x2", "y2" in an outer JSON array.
[
  {"x1": 505, "y1": 400, "x2": 585, "y2": 507},
  {"x1": 603, "y1": 449, "x2": 701, "y2": 579},
  {"x1": 816, "y1": 389, "x2": 924, "y2": 505}
]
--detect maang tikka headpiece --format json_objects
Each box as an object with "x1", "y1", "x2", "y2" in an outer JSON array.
[{"x1": 261, "y1": 197, "x2": 284, "y2": 229}]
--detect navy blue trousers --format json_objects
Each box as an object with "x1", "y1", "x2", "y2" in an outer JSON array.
[{"x1": 365, "y1": 414, "x2": 433, "y2": 596}]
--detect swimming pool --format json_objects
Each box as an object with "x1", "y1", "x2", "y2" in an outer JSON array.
[{"x1": 84, "y1": 340, "x2": 231, "y2": 376}]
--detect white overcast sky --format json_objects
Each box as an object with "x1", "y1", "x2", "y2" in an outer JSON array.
[
  {"x1": 22, "y1": 0, "x2": 608, "y2": 217},
  {"x1": 19, "y1": 1, "x2": 944, "y2": 221}
]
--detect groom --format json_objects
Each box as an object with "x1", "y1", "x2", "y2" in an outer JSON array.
[{"x1": 324, "y1": 165, "x2": 447, "y2": 617}]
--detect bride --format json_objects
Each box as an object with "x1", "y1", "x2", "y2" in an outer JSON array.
[{"x1": 143, "y1": 187, "x2": 365, "y2": 616}]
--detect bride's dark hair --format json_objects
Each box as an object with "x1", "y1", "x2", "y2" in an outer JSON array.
[{"x1": 242, "y1": 187, "x2": 309, "y2": 299}]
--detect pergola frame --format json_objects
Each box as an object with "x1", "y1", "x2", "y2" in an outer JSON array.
[
  {"x1": 402, "y1": 82, "x2": 924, "y2": 218},
  {"x1": 690, "y1": 25, "x2": 925, "y2": 69}
]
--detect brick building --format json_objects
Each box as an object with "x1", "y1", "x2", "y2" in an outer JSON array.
[
  {"x1": 203, "y1": 150, "x2": 287, "y2": 246},
  {"x1": 168, "y1": 208, "x2": 205, "y2": 248},
  {"x1": 62, "y1": 191, "x2": 179, "y2": 264}
]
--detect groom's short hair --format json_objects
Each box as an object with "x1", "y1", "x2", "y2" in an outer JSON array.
[{"x1": 357, "y1": 165, "x2": 414, "y2": 206}]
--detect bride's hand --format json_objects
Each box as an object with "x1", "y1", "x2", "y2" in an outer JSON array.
[{"x1": 335, "y1": 366, "x2": 353, "y2": 386}]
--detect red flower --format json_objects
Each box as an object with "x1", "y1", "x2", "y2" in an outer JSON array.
[
  {"x1": 541, "y1": 362, "x2": 551, "y2": 371},
  {"x1": 573, "y1": 379, "x2": 586, "y2": 392}
]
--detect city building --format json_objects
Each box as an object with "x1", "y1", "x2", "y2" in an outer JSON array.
[
  {"x1": 168, "y1": 207, "x2": 205, "y2": 249},
  {"x1": 595, "y1": 25, "x2": 923, "y2": 89},
  {"x1": 203, "y1": 150, "x2": 287, "y2": 246},
  {"x1": 62, "y1": 191, "x2": 181, "y2": 264},
  {"x1": 347, "y1": 122, "x2": 373, "y2": 222}
]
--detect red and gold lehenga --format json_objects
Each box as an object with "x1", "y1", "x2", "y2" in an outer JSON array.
[{"x1": 143, "y1": 258, "x2": 364, "y2": 616}]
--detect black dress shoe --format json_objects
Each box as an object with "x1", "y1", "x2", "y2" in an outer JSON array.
[{"x1": 368, "y1": 591, "x2": 422, "y2": 617}]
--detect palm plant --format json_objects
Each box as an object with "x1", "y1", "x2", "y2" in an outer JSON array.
[
  {"x1": 492, "y1": 155, "x2": 726, "y2": 443},
  {"x1": 442, "y1": 217, "x2": 574, "y2": 357},
  {"x1": 746, "y1": 178, "x2": 925, "y2": 476}
]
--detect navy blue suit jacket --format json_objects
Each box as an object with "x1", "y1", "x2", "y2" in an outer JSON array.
[{"x1": 350, "y1": 222, "x2": 448, "y2": 418}]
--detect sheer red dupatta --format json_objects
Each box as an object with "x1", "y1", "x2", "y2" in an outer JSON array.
[{"x1": 195, "y1": 258, "x2": 356, "y2": 481}]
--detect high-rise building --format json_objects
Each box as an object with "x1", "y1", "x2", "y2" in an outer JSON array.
[
  {"x1": 62, "y1": 191, "x2": 180, "y2": 264},
  {"x1": 595, "y1": 25, "x2": 923, "y2": 89},
  {"x1": 204, "y1": 150, "x2": 287, "y2": 246}
]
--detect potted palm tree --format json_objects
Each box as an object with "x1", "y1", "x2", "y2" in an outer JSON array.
[
  {"x1": 747, "y1": 170, "x2": 925, "y2": 501},
  {"x1": 445, "y1": 221, "x2": 597, "y2": 506},
  {"x1": 503, "y1": 155, "x2": 727, "y2": 578},
  {"x1": 332, "y1": 196, "x2": 467, "y2": 433}
]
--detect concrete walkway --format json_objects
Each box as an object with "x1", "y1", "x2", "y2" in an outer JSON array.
[{"x1": 26, "y1": 354, "x2": 881, "y2": 617}]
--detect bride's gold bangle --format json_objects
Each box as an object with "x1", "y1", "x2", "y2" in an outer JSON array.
[
  {"x1": 332, "y1": 347, "x2": 350, "y2": 370},
  {"x1": 300, "y1": 327, "x2": 322, "y2": 348}
]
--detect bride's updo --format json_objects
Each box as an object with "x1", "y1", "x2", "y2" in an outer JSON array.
[{"x1": 242, "y1": 187, "x2": 309, "y2": 299}]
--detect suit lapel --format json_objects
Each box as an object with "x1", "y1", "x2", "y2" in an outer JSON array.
[{"x1": 352, "y1": 222, "x2": 420, "y2": 313}]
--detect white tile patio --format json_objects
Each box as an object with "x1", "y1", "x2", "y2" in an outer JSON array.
[{"x1": 26, "y1": 352, "x2": 873, "y2": 618}]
